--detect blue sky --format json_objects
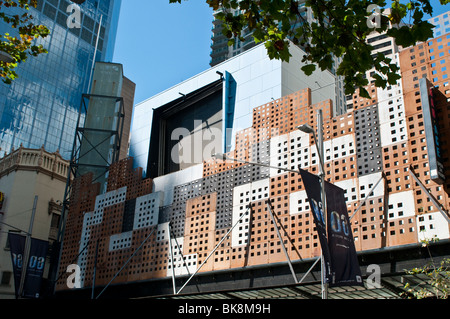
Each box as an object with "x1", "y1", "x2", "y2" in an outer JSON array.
[
  {"x1": 112, "y1": 0, "x2": 450, "y2": 105},
  {"x1": 112, "y1": 1, "x2": 213, "y2": 104}
]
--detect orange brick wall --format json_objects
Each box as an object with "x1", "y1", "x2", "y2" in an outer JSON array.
[{"x1": 57, "y1": 46, "x2": 450, "y2": 290}]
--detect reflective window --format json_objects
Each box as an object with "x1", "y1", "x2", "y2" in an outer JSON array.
[{"x1": 0, "y1": 0, "x2": 120, "y2": 159}]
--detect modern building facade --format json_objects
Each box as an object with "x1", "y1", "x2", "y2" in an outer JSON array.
[
  {"x1": 54, "y1": 36, "x2": 450, "y2": 297},
  {"x1": 0, "y1": 63, "x2": 134, "y2": 299},
  {"x1": 54, "y1": 80, "x2": 450, "y2": 298},
  {"x1": 0, "y1": 146, "x2": 70, "y2": 298},
  {"x1": 50, "y1": 9, "x2": 450, "y2": 299},
  {"x1": 0, "y1": 0, "x2": 122, "y2": 159},
  {"x1": 130, "y1": 42, "x2": 339, "y2": 178},
  {"x1": 399, "y1": 31, "x2": 450, "y2": 195}
]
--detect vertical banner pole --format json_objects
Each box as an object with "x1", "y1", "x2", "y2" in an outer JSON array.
[
  {"x1": 18, "y1": 195, "x2": 38, "y2": 298},
  {"x1": 316, "y1": 109, "x2": 328, "y2": 300}
]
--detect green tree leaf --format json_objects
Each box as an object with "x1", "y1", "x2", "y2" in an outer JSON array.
[
  {"x1": 301, "y1": 64, "x2": 316, "y2": 75},
  {"x1": 174, "y1": 0, "x2": 444, "y2": 96},
  {"x1": 0, "y1": 0, "x2": 50, "y2": 84}
]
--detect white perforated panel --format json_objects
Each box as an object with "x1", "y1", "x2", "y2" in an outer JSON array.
[
  {"x1": 289, "y1": 190, "x2": 310, "y2": 215},
  {"x1": 133, "y1": 192, "x2": 164, "y2": 230},
  {"x1": 387, "y1": 191, "x2": 415, "y2": 220},
  {"x1": 166, "y1": 237, "x2": 198, "y2": 276},
  {"x1": 109, "y1": 231, "x2": 133, "y2": 251},
  {"x1": 231, "y1": 179, "x2": 269, "y2": 247}
]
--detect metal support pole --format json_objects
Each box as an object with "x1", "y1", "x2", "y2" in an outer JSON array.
[
  {"x1": 321, "y1": 254, "x2": 328, "y2": 299},
  {"x1": 18, "y1": 195, "x2": 38, "y2": 298},
  {"x1": 50, "y1": 94, "x2": 86, "y2": 296},
  {"x1": 88, "y1": 14, "x2": 102, "y2": 93},
  {"x1": 409, "y1": 166, "x2": 450, "y2": 223},
  {"x1": 266, "y1": 200, "x2": 298, "y2": 284},
  {"x1": 167, "y1": 222, "x2": 177, "y2": 295},
  {"x1": 176, "y1": 205, "x2": 252, "y2": 295},
  {"x1": 91, "y1": 239, "x2": 99, "y2": 299},
  {"x1": 96, "y1": 227, "x2": 156, "y2": 299},
  {"x1": 349, "y1": 174, "x2": 385, "y2": 221},
  {"x1": 316, "y1": 109, "x2": 328, "y2": 300},
  {"x1": 298, "y1": 257, "x2": 321, "y2": 284},
  {"x1": 170, "y1": 227, "x2": 192, "y2": 277}
]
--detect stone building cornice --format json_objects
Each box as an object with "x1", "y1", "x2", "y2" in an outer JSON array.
[{"x1": 0, "y1": 145, "x2": 70, "y2": 182}]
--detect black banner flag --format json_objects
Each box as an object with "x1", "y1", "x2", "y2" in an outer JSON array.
[
  {"x1": 325, "y1": 182, "x2": 363, "y2": 287},
  {"x1": 8, "y1": 233, "x2": 25, "y2": 297},
  {"x1": 299, "y1": 169, "x2": 333, "y2": 283},
  {"x1": 8, "y1": 233, "x2": 49, "y2": 298},
  {"x1": 299, "y1": 169, "x2": 363, "y2": 287}
]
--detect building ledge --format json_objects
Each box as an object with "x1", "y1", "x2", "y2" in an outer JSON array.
[{"x1": 0, "y1": 145, "x2": 70, "y2": 182}]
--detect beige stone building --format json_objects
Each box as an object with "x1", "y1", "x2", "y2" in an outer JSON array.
[{"x1": 0, "y1": 145, "x2": 69, "y2": 298}]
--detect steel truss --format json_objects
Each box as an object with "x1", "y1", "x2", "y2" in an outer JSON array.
[{"x1": 48, "y1": 93, "x2": 125, "y2": 296}]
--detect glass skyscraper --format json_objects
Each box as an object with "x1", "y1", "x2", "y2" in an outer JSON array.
[{"x1": 0, "y1": 0, "x2": 121, "y2": 159}]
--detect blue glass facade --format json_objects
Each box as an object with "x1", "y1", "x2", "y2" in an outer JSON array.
[{"x1": 0, "y1": 0, "x2": 121, "y2": 159}]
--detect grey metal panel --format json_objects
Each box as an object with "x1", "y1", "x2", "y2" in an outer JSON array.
[{"x1": 354, "y1": 105, "x2": 383, "y2": 176}]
